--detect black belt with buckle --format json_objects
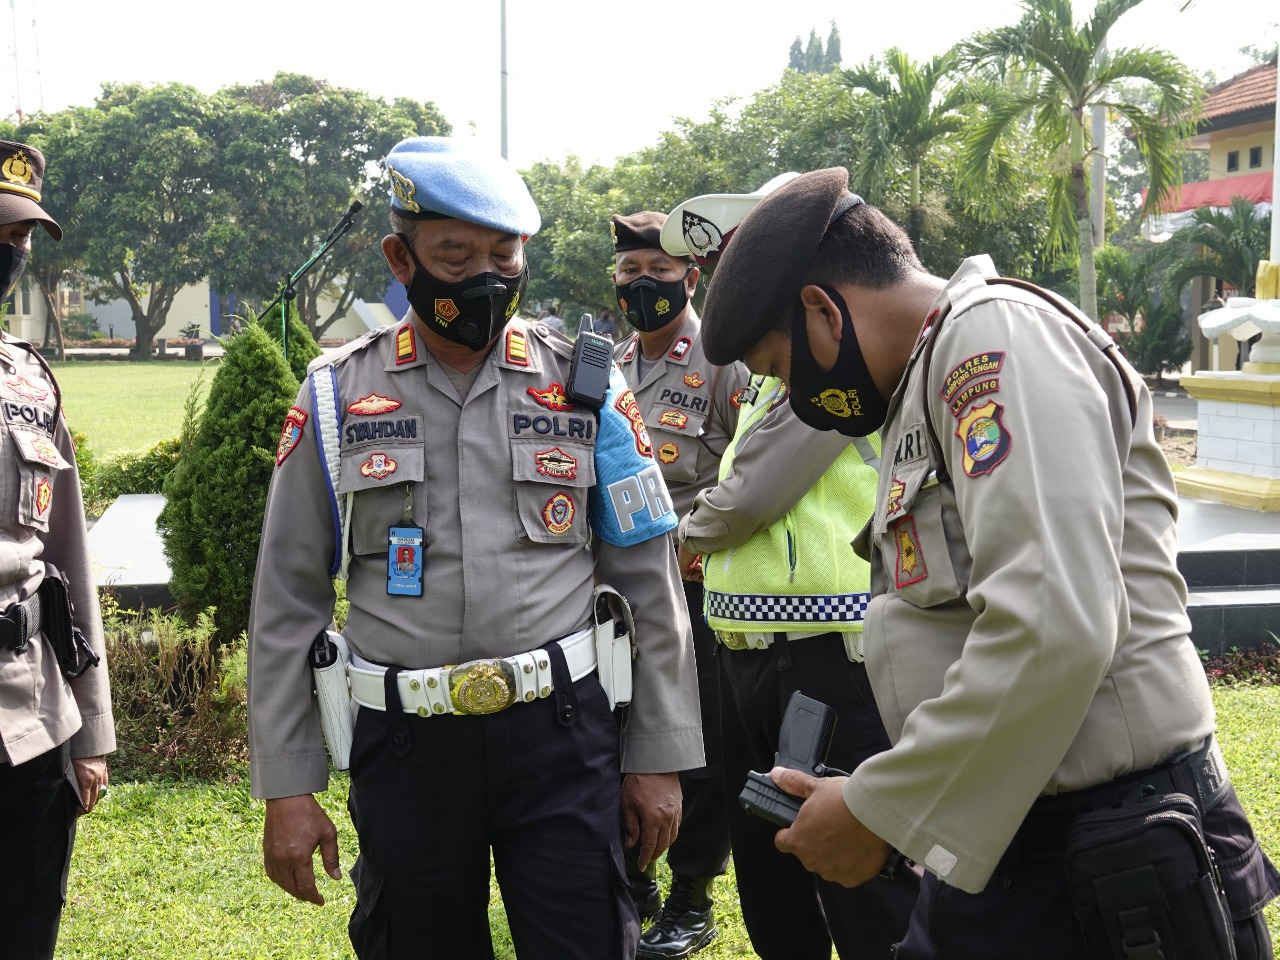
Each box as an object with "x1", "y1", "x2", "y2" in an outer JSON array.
[
  {"x1": 0, "y1": 594, "x2": 42, "y2": 653},
  {"x1": 1018, "y1": 736, "x2": 1229, "y2": 858}
]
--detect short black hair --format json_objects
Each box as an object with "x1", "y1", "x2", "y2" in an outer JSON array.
[{"x1": 801, "y1": 203, "x2": 922, "y2": 292}]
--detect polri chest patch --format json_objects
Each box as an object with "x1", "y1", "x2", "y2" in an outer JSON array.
[
  {"x1": 892, "y1": 515, "x2": 928, "y2": 589},
  {"x1": 891, "y1": 422, "x2": 929, "y2": 470},
  {"x1": 658, "y1": 442, "x2": 679, "y2": 464},
  {"x1": 659, "y1": 409, "x2": 688, "y2": 428},
  {"x1": 5, "y1": 375, "x2": 48, "y2": 402},
  {"x1": 360, "y1": 452, "x2": 398, "y2": 480},
  {"x1": 528, "y1": 382, "x2": 574, "y2": 411},
  {"x1": 683, "y1": 372, "x2": 705, "y2": 388},
  {"x1": 348, "y1": 393, "x2": 402, "y2": 415},
  {"x1": 542, "y1": 492, "x2": 575, "y2": 534},
  {"x1": 535, "y1": 446, "x2": 578, "y2": 480}
]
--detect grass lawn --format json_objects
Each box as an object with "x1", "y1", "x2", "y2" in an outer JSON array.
[
  {"x1": 58, "y1": 686, "x2": 1280, "y2": 959},
  {"x1": 49, "y1": 360, "x2": 212, "y2": 461}
]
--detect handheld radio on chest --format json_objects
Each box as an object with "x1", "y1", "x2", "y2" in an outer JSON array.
[{"x1": 567, "y1": 313, "x2": 612, "y2": 408}]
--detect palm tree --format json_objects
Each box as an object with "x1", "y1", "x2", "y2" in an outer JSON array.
[
  {"x1": 839, "y1": 48, "x2": 971, "y2": 250},
  {"x1": 1161, "y1": 196, "x2": 1272, "y2": 299},
  {"x1": 960, "y1": 0, "x2": 1201, "y2": 320}
]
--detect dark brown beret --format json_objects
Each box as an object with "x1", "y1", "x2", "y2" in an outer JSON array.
[
  {"x1": 701, "y1": 167, "x2": 852, "y2": 365},
  {"x1": 611, "y1": 211, "x2": 668, "y2": 252}
]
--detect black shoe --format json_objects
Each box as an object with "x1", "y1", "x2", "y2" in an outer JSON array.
[
  {"x1": 636, "y1": 876, "x2": 718, "y2": 959},
  {"x1": 629, "y1": 874, "x2": 662, "y2": 923}
]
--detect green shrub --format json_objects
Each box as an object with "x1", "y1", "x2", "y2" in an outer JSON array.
[
  {"x1": 253, "y1": 297, "x2": 321, "y2": 382},
  {"x1": 158, "y1": 324, "x2": 299, "y2": 648},
  {"x1": 102, "y1": 598, "x2": 247, "y2": 782}
]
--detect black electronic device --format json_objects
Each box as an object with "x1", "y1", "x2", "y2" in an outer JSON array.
[
  {"x1": 739, "y1": 692, "x2": 837, "y2": 826},
  {"x1": 567, "y1": 313, "x2": 613, "y2": 408}
]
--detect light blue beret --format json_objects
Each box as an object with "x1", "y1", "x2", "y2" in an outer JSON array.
[{"x1": 385, "y1": 137, "x2": 541, "y2": 236}]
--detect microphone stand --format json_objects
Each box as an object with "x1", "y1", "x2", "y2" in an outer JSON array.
[{"x1": 259, "y1": 201, "x2": 364, "y2": 363}]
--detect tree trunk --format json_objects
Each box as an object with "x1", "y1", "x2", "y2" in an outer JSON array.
[
  {"x1": 37, "y1": 283, "x2": 66, "y2": 360},
  {"x1": 907, "y1": 162, "x2": 924, "y2": 253},
  {"x1": 1072, "y1": 160, "x2": 1098, "y2": 321}
]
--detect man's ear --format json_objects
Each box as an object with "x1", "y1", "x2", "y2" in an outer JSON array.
[
  {"x1": 799, "y1": 283, "x2": 841, "y2": 371},
  {"x1": 382, "y1": 234, "x2": 413, "y2": 285},
  {"x1": 686, "y1": 265, "x2": 700, "y2": 297}
]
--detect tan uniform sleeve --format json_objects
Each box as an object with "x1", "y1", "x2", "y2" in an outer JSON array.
[
  {"x1": 247, "y1": 383, "x2": 339, "y2": 799},
  {"x1": 44, "y1": 418, "x2": 115, "y2": 759},
  {"x1": 593, "y1": 533, "x2": 704, "y2": 774},
  {"x1": 680, "y1": 387, "x2": 852, "y2": 553},
  {"x1": 845, "y1": 296, "x2": 1138, "y2": 892}
]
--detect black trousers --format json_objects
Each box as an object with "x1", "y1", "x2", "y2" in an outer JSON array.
[
  {"x1": 719, "y1": 633, "x2": 919, "y2": 960},
  {"x1": 663, "y1": 582, "x2": 731, "y2": 881},
  {"x1": 896, "y1": 780, "x2": 1278, "y2": 960},
  {"x1": 345, "y1": 670, "x2": 637, "y2": 960},
  {"x1": 0, "y1": 740, "x2": 78, "y2": 960}
]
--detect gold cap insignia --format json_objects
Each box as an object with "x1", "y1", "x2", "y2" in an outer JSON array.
[{"x1": 388, "y1": 166, "x2": 421, "y2": 214}]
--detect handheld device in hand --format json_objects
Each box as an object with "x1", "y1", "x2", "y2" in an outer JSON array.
[
  {"x1": 739, "y1": 692, "x2": 837, "y2": 826},
  {"x1": 567, "y1": 313, "x2": 613, "y2": 408}
]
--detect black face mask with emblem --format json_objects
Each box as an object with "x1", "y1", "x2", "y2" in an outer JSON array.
[
  {"x1": 398, "y1": 234, "x2": 528, "y2": 352},
  {"x1": 615, "y1": 269, "x2": 692, "y2": 333},
  {"x1": 1, "y1": 243, "x2": 30, "y2": 302},
  {"x1": 788, "y1": 284, "x2": 889, "y2": 437}
]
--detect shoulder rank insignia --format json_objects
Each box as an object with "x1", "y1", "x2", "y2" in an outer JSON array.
[
  {"x1": 614, "y1": 389, "x2": 653, "y2": 458},
  {"x1": 395, "y1": 324, "x2": 417, "y2": 365},
  {"x1": 506, "y1": 328, "x2": 529, "y2": 366},
  {"x1": 542, "y1": 491, "x2": 575, "y2": 534},
  {"x1": 658, "y1": 409, "x2": 688, "y2": 429},
  {"x1": 535, "y1": 447, "x2": 578, "y2": 480},
  {"x1": 35, "y1": 477, "x2": 52, "y2": 517},
  {"x1": 683, "y1": 371, "x2": 705, "y2": 388},
  {"x1": 360, "y1": 452, "x2": 398, "y2": 480},
  {"x1": 275, "y1": 407, "x2": 307, "y2": 466},
  {"x1": 5, "y1": 375, "x2": 48, "y2": 402},
  {"x1": 956, "y1": 400, "x2": 1011, "y2": 477},
  {"x1": 893, "y1": 515, "x2": 928, "y2": 588},
  {"x1": 658, "y1": 442, "x2": 680, "y2": 464},
  {"x1": 528, "y1": 382, "x2": 574, "y2": 411},
  {"x1": 668, "y1": 337, "x2": 692, "y2": 361},
  {"x1": 347, "y1": 393, "x2": 402, "y2": 416},
  {"x1": 620, "y1": 338, "x2": 638, "y2": 362}
]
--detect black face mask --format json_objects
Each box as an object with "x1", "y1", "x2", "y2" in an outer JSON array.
[
  {"x1": 788, "y1": 284, "x2": 889, "y2": 437},
  {"x1": 398, "y1": 234, "x2": 528, "y2": 352},
  {"x1": 1, "y1": 244, "x2": 30, "y2": 302},
  {"x1": 615, "y1": 268, "x2": 692, "y2": 332}
]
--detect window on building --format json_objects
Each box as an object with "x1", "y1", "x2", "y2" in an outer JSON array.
[
  {"x1": 1249, "y1": 146, "x2": 1263, "y2": 169},
  {"x1": 1226, "y1": 150, "x2": 1239, "y2": 172},
  {"x1": 20, "y1": 281, "x2": 30, "y2": 316}
]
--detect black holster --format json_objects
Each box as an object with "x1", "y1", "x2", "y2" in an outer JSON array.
[
  {"x1": 1064, "y1": 790, "x2": 1235, "y2": 960},
  {"x1": 37, "y1": 568, "x2": 99, "y2": 680}
]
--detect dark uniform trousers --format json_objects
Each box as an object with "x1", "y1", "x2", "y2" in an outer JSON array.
[
  {"x1": 896, "y1": 761, "x2": 1279, "y2": 960},
  {"x1": 345, "y1": 667, "x2": 638, "y2": 960},
  {"x1": 719, "y1": 632, "x2": 919, "y2": 960},
  {"x1": 0, "y1": 740, "x2": 78, "y2": 960},
  {"x1": 664, "y1": 581, "x2": 731, "y2": 881}
]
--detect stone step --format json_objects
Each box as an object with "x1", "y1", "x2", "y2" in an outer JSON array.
[{"x1": 1179, "y1": 544, "x2": 1280, "y2": 656}]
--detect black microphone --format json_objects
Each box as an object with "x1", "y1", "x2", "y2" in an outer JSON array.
[{"x1": 324, "y1": 201, "x2": 364, "y2": 243}]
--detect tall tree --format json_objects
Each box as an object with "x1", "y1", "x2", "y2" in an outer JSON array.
[
  {"x1": 1161, "y1": 197, "x2": 1272, "y2": 299},
  {"x1": 71, "y1": 82, "x2": 230, "y2": 358},
  {"x1": 839, "y1": 48, "x2": 971, "y2": 249},
  {"x1": 788, "y1": 37, "x2": 805, "y2": 72},
  {"x1": 824, "y1": 21, "x2": 843, "y2": 72},
  {"x1": 960, "y1": 0, "x2": 1201, "y2": 320},
  {"x1": 217, "y1": 74, "x2": 450, "y2": 338},
  {"x1": 804, "y1": 30, "x2": 825, "y2": 74}
]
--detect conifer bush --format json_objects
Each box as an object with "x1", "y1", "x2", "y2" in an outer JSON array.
[
  {"x1": 254, "y1": 298, "x2": 321, "y2": 382},
  {"x1": 157, "y1": 324, "x2": 299, "y2": 648}
]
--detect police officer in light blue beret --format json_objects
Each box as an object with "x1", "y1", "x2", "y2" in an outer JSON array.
[{"x1": 248, "y1": 136, "x2": 706, "y2": 959}]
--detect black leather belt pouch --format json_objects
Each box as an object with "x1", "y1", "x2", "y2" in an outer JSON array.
[
  {"x1": 37, "y1": 571, "x2": 98, "y2": 679},
  {"x1": 1064, "y1": 790, "x2": 1235, "y2": 960}
]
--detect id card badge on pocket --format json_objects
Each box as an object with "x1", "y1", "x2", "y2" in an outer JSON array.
[{"x1": 387, "y1": 526, "x2": 424, "y2": 596}]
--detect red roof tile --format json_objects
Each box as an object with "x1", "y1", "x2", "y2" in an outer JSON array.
[{"x1": 1200, "y1": 59, "x2": 1276, "y2": 127}]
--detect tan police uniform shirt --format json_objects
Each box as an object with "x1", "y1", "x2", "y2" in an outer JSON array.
[
  {"x1": 248, "y1": 317, "x2": 704, "y2": 800},
  {"x1": 0, "y1": 334, "x2": 115, "y2": 766},
  {"x1": 613, "y1": 311, "x2": 750, "y2": 521},
  {"x1": 843, "y1": 256, "x2": 1213, "y2": 894}
]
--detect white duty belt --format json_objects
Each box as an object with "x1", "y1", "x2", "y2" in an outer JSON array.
[{"x1": 347, "y1": 626, "x2": 597, "y2": 717}]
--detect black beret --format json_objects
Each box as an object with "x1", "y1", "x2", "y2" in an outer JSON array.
[
  {"x1": 701, "y1": 167, "x2": 852, "y2": 365},
  {"x1": 611, "y1": 211, "x2": 668, "y2": 252}
]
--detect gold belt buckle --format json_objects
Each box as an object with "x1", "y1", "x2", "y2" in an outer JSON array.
[
  {"x1": 448, "y1": 659, "x2": 518, "y2": 715},
  {"x1": 716, "y1": 630, "x2": 748, "y2": 651}
]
